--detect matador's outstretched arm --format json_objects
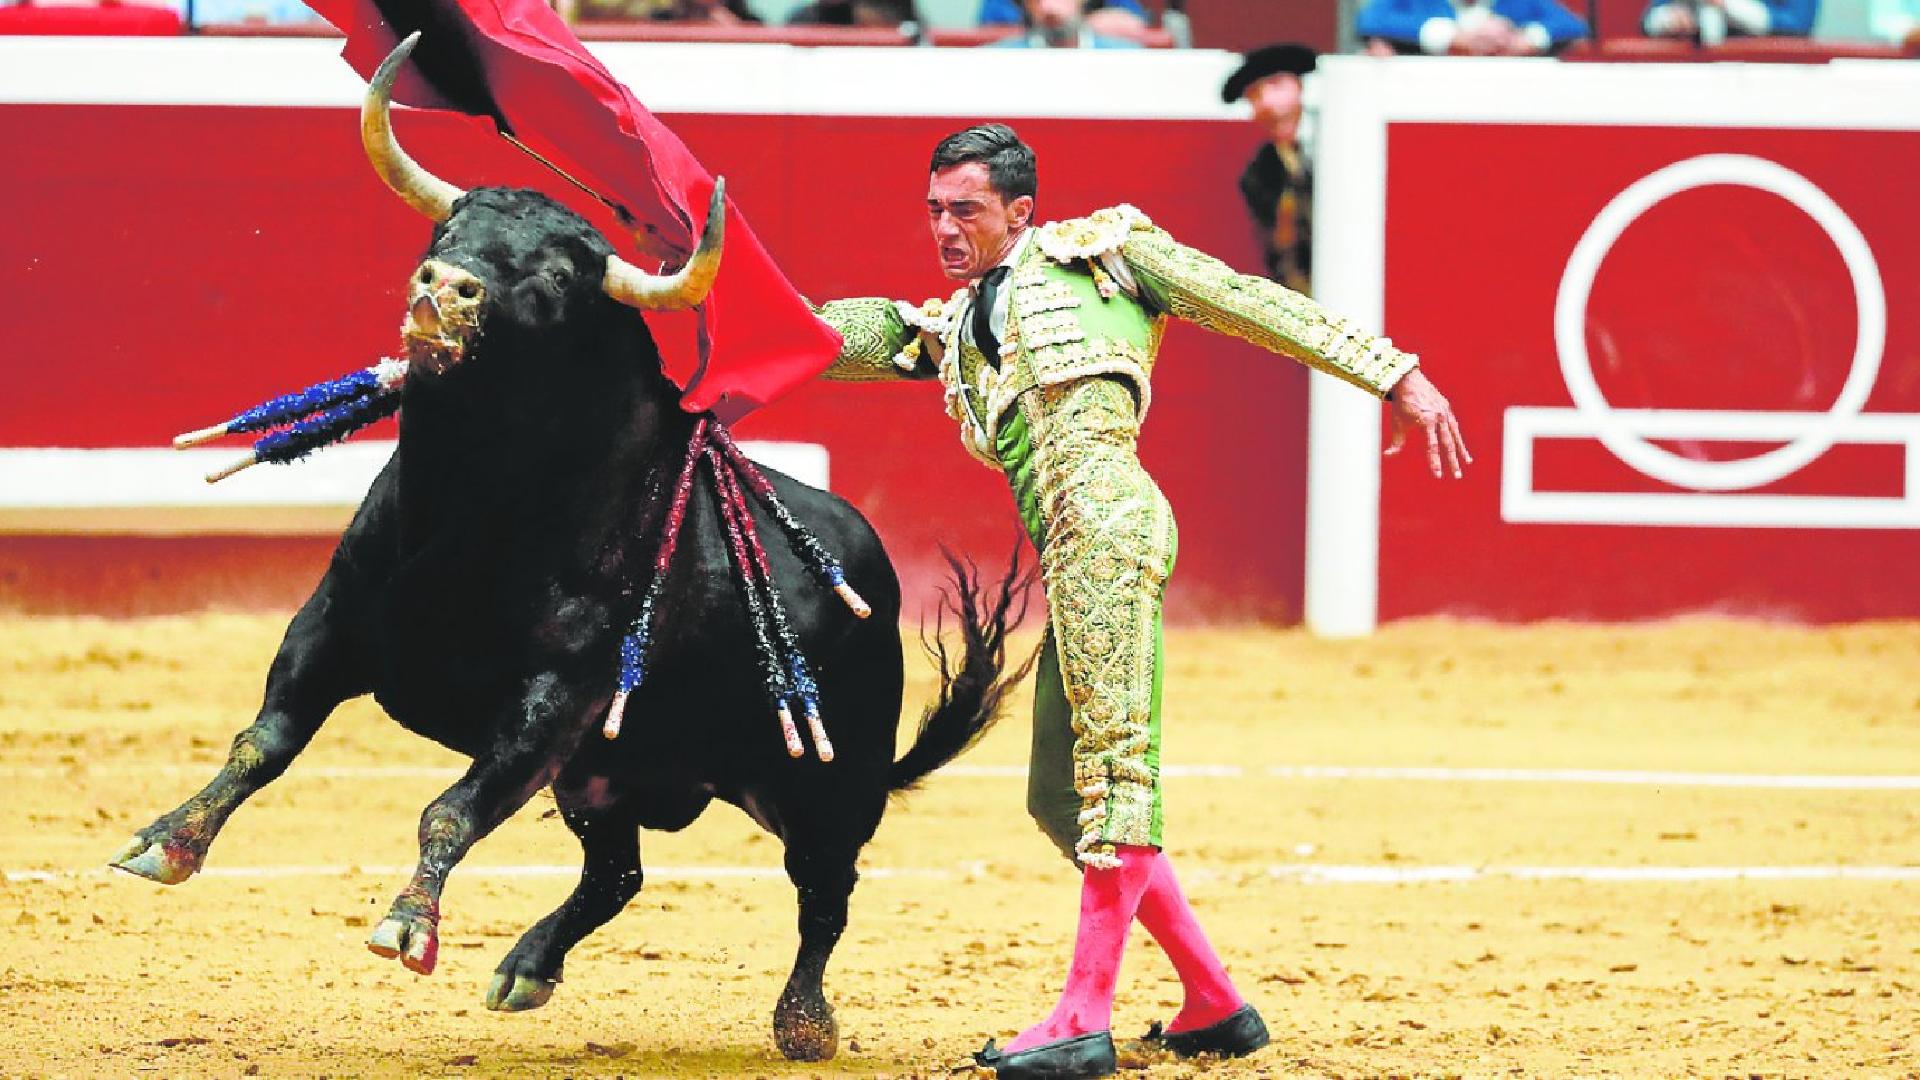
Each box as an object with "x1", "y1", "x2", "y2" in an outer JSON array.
[
  {"x1": 812, "y1": 297, "x2": 945, "y2": 382},
  {"x1": 1106, "y1": 209, "x2": 1467, "y2": 477},
  {"x1": 1118, "y1": 220, "x2": 1419, "y2": 399}
]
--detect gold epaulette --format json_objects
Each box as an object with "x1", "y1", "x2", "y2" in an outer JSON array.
[
  {"x1": 1034, "y1": 205, "x2": 1152, "y2": 264},
  {"x1": 1035, "y1": 205, "x2": 1152, "y2": 299}
]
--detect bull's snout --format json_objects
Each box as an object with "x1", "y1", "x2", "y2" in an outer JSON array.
[
  {"x1": 409, "y1": 260, "x2": 486, "y2": 331},
  {"x1": 403, "y1": 260, "x2": 486, "y2": 374}
]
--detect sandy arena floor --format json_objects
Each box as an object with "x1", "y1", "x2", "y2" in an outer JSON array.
[{"x1": 1, "y1": 614, "x2": 1916, "y2": 1079}]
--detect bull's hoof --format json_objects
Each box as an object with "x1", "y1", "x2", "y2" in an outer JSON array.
[
  {"x1": 773, "y1": 998, "x2": 839, "y2": 1062},
  {"x1": 108, "y1": 836, "x2": 199, "y2": 886},
  {"x1": 367, "y1": 914, "x2": 439, "y2": 975},
  {"x1": 484, "y1": 972, "x2": 557, "y2": 1012}
]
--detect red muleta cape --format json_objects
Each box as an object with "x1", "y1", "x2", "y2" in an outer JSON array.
[{"x1": 306, "y1": 0, "x2": 842, "y2": 419}]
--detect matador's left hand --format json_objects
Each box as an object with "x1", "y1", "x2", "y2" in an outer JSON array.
[{"x1": 1385, "y1": 367, "x2": 1472, "y2": 479}]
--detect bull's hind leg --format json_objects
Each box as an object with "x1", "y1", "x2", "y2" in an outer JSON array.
[
  {"x1": 485, "y1": 777, "x2": 645, "y2": 1012},
  {"x1": 111, "y1": 581, "x2": 366, "y2": 885},
  {"x1": 367, "y1": 672, "x2": 597, "y2": 976},
  {"x1": 769, "y1": 786, "x2": 886, "y2": 1062}
]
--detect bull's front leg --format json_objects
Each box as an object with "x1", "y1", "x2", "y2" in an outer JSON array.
[
  {"x1": 367, "y1": 672, "x2": 597, "y2": 976},
  {"x1": 111, "y1": 583, "x2": 365, "y2": 885}
]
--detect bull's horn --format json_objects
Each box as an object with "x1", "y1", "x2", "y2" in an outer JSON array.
[
  {"x1": 602, "y1": 179, "x2": 726, "y2": 311},
  {"x1": 362, "y1": 33, "x2": 463, "y2": 223}
]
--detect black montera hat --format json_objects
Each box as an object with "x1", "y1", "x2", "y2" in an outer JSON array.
[{"x1": 1220, "y1": 43, "x2": 1318, "y2": 104}]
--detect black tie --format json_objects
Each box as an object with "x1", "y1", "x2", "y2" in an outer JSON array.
[{"x1": 971, "y1": 265, "x2": 1011, "y2": 367}]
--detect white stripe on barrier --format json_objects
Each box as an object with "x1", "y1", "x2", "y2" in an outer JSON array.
[
  {"x1": 0, "y1": 37, "x2": 1248, "y2": 120},
  {"x1": 0, "y1": 443, "x2": 402, "y2": 510},
  {"x1": 9, "y1": 762, "x2": 1918, "y2": 790},
  {"x1": 14, "y1": 862, "x2": 1920, "y2": 885},
  {"x1": 0, "y1": 441, "x2": 828, "y2": 510}
]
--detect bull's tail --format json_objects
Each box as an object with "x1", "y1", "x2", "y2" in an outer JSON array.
[{"x1": 889, "y1": 547, "x2": 1040, "y2": 793}]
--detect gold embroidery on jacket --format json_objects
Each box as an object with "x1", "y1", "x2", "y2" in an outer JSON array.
[{"x1": 817, "y1": 297, "x2": 914, "y2": 382}]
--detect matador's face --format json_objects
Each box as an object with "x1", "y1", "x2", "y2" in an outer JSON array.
[{"x1": 926, "y1": 162, "x2": 1034, "y2": 283}]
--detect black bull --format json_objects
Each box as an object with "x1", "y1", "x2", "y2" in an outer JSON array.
[{"x1": 110, "y1": 42, "x2": 1028, "y2": 1063}]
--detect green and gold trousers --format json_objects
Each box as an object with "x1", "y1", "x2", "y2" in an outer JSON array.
[{"x1": 999, "y1": 375, "x2": 1177, "y2": 867}]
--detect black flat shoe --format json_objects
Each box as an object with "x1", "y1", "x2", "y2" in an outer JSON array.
[
  {"x1": 1140, "y1": 1003, "x2": 1270, "y2": 1059},
  {"x1": 969, "y1": 1031, "x2": 1117, "y2": 1079}
]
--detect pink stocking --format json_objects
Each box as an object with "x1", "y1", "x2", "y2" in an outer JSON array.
[
  {"x1": 1004, "y1": 844, "x2": 1157, "y2": 1052},
  {"x1": 1135, "y1": 853, "x2": 1245, "y2": 1032}
]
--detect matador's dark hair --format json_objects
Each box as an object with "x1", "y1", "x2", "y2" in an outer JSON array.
[{"x1": 929, "y1": 123, "x2": 1038, "y2": 203}]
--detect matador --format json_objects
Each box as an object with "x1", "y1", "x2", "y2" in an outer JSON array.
[{"x1": 814, "y1": 124, "x2": 1469, "y2": 1080}]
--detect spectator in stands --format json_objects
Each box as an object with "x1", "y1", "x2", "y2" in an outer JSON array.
[
  {"x1": 1355, "y1": 0, "x2": 1588, "y2": 54},
  {"x1": 573, "y1": 0, "x2": 758, "y2": 22},
  {"x1": 787, "y1": 0, "x2": 918, "y2": 25},
  {"x1": 1641, "y1": 0, "x2": 1816, "y2": 41},
  {"x1": 166, "y1": 0, "x2": 325, "y2": 26},
  {"x1": 1223, "y1": 44, "x2": 1316, "y2": 296},
  {"x1": 1868, "y1": 0, "x2": 1920, "y2": 46},
  {"x1": 990, "y1": 0, "x2": 1141, "y2": 46},
  {"x1": 981, "y1": 0, "x2": 1150, "y2": 42}
]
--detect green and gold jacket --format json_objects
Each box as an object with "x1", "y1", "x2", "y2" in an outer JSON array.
[{"x1": 815, "y1": 204, "x2": 1417, "y2": 468}]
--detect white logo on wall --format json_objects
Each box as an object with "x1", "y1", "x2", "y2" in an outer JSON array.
[{"x1": 1502, "y1": 154, "x2": 1920, "y2": 529}]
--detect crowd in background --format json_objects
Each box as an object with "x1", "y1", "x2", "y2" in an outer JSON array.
[
  {"x1": 1355, "y1": 0, "x2": 1918, "y2": 51},
  {"x1": 2, "y1": 0, "x2": 1915, "y2": 51}
]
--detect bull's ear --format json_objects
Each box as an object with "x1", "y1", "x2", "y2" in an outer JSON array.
[
  {"x1": 362, "y1": 33, "x2": 464, "y2": 222},
  {"x1": 602, "y1": 179, "x2": 725, "y2": 312}
]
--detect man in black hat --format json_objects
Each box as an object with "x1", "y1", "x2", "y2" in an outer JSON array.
[{"x1": 1222, "y1": 43, "x2": 1318, "y2": 295}]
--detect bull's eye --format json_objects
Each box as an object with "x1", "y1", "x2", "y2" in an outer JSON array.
[
  {"x1": 457, "y1": 282, "x2": 480, "y2": 300},
  {"x1": 417, "y1": 267, "x2": 433, "y2": 284}
]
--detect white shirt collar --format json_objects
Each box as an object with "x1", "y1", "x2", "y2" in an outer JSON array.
[
  {"x1": 985, "y1": 226, "x2": 1035, "y2": 280},
  {"x1": 963, "y1": 226, "x2": 1034, "y2": 352}
]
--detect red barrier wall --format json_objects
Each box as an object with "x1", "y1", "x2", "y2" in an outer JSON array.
[
  {"x1": 0, "y1": 69, "x2": 1305, "y2": 620},
  {"x1": 1379, "y1": 123, "x2": 1920, "y2": 622},
  {"x1": 1296, "y1": 57, "x2": 1920, "y2": 630}
]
